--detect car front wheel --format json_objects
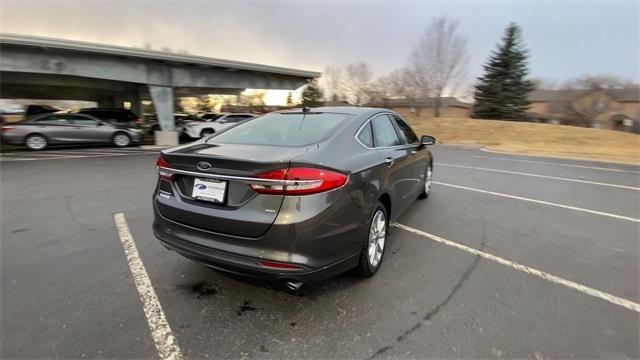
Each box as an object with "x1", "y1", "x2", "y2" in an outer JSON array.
[
  {"x1": 356, "y1": 203, "x2": 388, "y2": 277},
  {"x1": 418, "y1": 163, "x2": 433, "y2": 199},
  {"x1": 25, "y1": 134, "x2": 48, "y2": 150}
]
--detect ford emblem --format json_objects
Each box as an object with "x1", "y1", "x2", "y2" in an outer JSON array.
[{"x1": 196, "y1": 161, "x2": 213, "y2": 171}]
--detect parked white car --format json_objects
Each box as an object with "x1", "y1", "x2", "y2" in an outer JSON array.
[{"x1": 181, "y1": 113, "x2": 255, "y2": 138}]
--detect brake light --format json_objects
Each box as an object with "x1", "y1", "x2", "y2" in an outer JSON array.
[
  {"x1": 156, "y1": 155, "x2": 174, "y2": 180},
  {"x1": 250, "y1": 167, "x2": 347, "y2": 195},
  {"x1": 1, "y1": 126, "x2": 13, "y2": 132},
  {"x1": 133, "y1": 117, "x2": 142, "y2": 125}
]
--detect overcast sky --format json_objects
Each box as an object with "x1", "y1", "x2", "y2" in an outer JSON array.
[{"x1": 1, "y1": 0, "x2": 638, "y2": 86}]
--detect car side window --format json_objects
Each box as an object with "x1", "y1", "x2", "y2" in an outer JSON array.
[
  {"x1": 67, "y1": 115, "x2": 99, "y2": 126},
  {"x1": 224, "y1": 115, "x2": 252, "y2": 123},
  {"x1": 392, "y1": 115, "x2": 419, "y2": 144},
  {"x1": 357, "y1": 122, "x2": 374, "y2": 147},
  {"x1": 371, "y1": 114, "x2": 402, "y2": 147},
  {"x1": 35, "y1": 115, "x2": 69, "y2": 125}
]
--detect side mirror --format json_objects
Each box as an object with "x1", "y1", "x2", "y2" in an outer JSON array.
[
  {"x1": 218, "y1": 119, "x2": 227, "y2": 123},
  {"x1": 421, "y1": 135, "x2": 436, "y2": 145}
]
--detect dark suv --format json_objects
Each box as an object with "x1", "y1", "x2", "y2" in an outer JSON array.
[{"x1": 78, "y1": 108, "x2": 141, "y2": 128}]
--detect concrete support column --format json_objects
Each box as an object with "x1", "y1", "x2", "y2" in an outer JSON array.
[{"x1": 149, "y1": 84, "x2": 178, "y2": 146}]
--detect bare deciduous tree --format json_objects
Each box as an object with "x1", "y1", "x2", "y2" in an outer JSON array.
[
  {"x1": 568, "y1": 74, "x2": 635, "y2": 90},
  {"x1": 371, "y1": 69, "x2": 410, "y2": 101},
  {"x1": 341, "y1": 62, "x2": 373, "y2": 105},
  {"x1": 320, "y1": 66, "x2": 344, "y2": 102},
  {"x1": 406, "y1": 16, "x2": 469, "y2": 117}
]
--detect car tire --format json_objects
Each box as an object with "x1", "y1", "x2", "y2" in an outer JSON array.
[
  {"x1": 418, "y1": 163, "x2": 433, "y2": 200},
  {"x1": 356, "y1": 202, "x2": 388, "y2": 277},
  {"x1": 24, "y1": 133, "x2": 48, "y2": 151},
  {"x1": 113, "y1": 132, "x2": 131, "y2": 147},
  {"x1": 200, "y1": 129, "x2": 214, "y2": 138}
]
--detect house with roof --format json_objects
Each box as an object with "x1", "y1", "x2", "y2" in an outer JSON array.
[{"x1": 528, "y1": 88, "x2": 640, "y2": 132}]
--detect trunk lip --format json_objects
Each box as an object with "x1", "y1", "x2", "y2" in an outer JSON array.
[{"x1": 157, "y1": 166, "x2": 319, "y2": 186}]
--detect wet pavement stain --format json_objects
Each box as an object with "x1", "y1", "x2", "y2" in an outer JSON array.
[
  {"x1": 10, "y1": 228, "x2": 28, "y2": 234},
  {"x1": 178, "y1": 281, "x2": 218, "y2": 298},
  {"x1": 236, "y1": 301, "x2": 257, "y2": 315}
]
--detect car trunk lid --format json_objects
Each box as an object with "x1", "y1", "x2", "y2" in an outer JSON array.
[{"x1": 155, "y1": 142, "x2": 310, "y2": 238}]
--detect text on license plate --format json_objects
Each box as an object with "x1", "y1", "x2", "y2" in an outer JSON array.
[{"x1": 192, "y1": 178, "x2": 226, "y2": 203}]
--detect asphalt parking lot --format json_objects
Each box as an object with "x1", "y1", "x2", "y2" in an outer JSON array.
[{"x1": 1, "y1": 145, "x2": 638, "y2": 359}]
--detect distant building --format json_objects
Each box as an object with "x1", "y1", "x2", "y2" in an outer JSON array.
[
  {"x1": 366, "y1": 97, "x2": 472, "y2": 118},
  {"x1": 528, "y1": 88, "x2": 640, "y2": 132}
]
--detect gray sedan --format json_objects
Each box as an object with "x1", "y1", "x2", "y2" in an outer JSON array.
[
  {"x1": 153, "y1": 107, "x2": 435, "y2": 291},
  {"x1": 1, "y1": 112, "x2": 142, "y2": 150}
]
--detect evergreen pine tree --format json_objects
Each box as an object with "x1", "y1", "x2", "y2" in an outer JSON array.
[
  {"x1": 472, "y1": 23, "x2": 534, "y2": 120},
  {"x1": 301, "y1": 81, "x2": 324, "y2": 108}
]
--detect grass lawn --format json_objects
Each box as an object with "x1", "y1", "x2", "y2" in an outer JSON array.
[{"x1": 407, "y1": 117, "x2": 640, "y2": 165}]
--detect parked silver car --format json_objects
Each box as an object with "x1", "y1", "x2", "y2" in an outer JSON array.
[{"x1": 1, "y1": 112, "x2": 142, "y2": 150}]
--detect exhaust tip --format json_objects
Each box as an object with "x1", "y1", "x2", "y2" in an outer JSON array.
[{"x1": 285, "y1": 280, "x2": 304, "y2": 292}]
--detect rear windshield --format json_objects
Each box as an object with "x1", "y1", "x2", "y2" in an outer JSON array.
[{"x1": 207, "y1": 112, "x2": 351, "y2": 146}]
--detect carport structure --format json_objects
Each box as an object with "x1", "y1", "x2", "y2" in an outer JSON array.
[{"x1": 0, "y1": 33, "x2": 320, "y2": 144}]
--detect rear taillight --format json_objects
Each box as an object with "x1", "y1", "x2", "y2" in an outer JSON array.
[
  {"x1": 250, "y1": 167, "x2": 347, "y2": 195},
  {"x1": 156, "y1": 155, "x2": 174, "y2": 180},
  {"x1": 133, "y1": 117, "x2": 142, "y2": 125},
  {"x1": 1, "y1": 126, "x2": 13, "y2": 133}
]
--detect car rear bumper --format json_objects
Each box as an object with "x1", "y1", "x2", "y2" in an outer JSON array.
[
  {"x1": 153, "y1": 210, "x2": 360, "y2": 283},
  {"x1": 152, "y1": 188, "x2": 367, "y2": 283},
  {"x1": 1, "y1": 133, "x2": 24, "y2": 144}
]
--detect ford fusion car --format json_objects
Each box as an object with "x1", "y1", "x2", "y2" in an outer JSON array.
[{"x1": 152, "y1": 107, "x2": 435, "y2": 291}]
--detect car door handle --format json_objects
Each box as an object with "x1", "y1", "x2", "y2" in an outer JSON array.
[{"x1": 384, "y1": 157, "x2": 395, "y2": 167}]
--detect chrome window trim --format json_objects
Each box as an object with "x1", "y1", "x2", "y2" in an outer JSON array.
[{"x1": 355, "y1": 112, "x2": 419, "y2": 150}]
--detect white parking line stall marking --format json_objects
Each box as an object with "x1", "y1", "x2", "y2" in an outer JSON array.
[
  {"x1": 433, "y1": 181, "x2": 640, "y2": 223},
  {"x1": 436, "y1": 163, "x2": 640, "y2": 191},
  {"x1": 392, "y1": 223, "x2": 640, "y2": 313},
  {"x1": 473, "y1": 155, "x2": 640, "y2": 174},
  {"x1": 0, "y1": 153, "x2": 72, "y2": 157},
  {"x1": 113, "y1": 213, "x2": 183, "y2": 360}
]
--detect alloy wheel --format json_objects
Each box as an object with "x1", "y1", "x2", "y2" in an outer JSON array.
[
  {"x1": 425, "y1": 165, "x2": 433, "y2": 195},
  {"x1": 114, "y1": 133, "x2": 131, "y2": 147},
  {"x1": 367, "y1": 210, "x2": 387, "y2": 268},
  {"x1": 26, "y1": 135, "x2": 47, "y2": 150}
]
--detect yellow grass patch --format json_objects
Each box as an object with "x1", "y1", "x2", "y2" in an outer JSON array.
[{"x1": 407, "y1": 117, "x2": 640, "y2": 165}]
